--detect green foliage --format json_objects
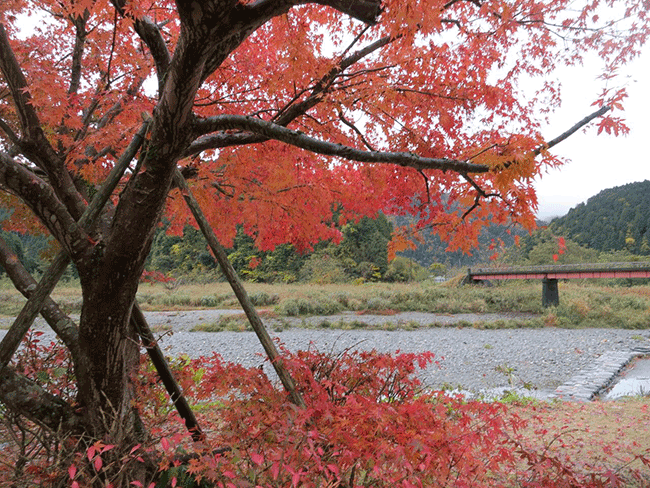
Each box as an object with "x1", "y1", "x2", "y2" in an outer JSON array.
[
  {"x1": 191, "y1": 314, "x2": 252, "y2": 332},
  {"x1": 225, "y1": 229, "x2": 305, "y2": 283},
  {"x1": 275, "y1": 295, "x2": 344, "y2": 316},
  {"x1": 248, "y1": 291, "x2": 279, "y2": 306},
  {"x1": 507, "y1": 227, "x2": 599, "y2": 265},
  {"x1": 332, "y1": 214, "x2": 392, "y2": 278},
  {"x1": 148, "y1": 223, "x2": 219, "y2": 277},
  {"x1": 551, "y1": 286, "x2": 650, "y2": 329},
  {"x1": 298, "y1": 253, "x2": 349, "y2": 283},
  {"x1": 550, "y1": 180, "x2": 650, "y2": 255},
  {"x1": 384, "y1": 256, "x2": 429, "y2": 282},
  {"x1": 146, "y1": 215, "x2": 396, "y2": 284},
  {"x1": 392, "y1": 212, "x2": 526, "y2": 268}
]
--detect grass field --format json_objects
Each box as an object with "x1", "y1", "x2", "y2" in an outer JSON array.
[
  {"x1": 3, "y1": 277, "x2": 649, "y2": 329},
  {"x1": 506, "y1": 397, "x2": 650, "y2": 484}
]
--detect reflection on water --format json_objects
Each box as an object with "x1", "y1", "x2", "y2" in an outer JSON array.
[{"x1": 604, "y1": 358, "x2": 650, "y2": 400}]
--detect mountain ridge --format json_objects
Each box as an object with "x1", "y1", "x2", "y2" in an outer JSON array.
[{"x1": 549, "y1": 180, "x2": 650, "y2": 255}]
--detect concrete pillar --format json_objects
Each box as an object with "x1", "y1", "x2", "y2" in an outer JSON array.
[{"x1": 542, "y1": 278, "x2": 559, "y2": 308}]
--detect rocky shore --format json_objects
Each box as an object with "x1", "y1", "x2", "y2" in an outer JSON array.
[{"x1": 3, "y1": 309, "x2": 648, "y2": 400}]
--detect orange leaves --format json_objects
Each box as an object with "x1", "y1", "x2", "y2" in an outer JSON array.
[
  {"x1": 1, "y1": 0, "x2": 648, "y2": 262},
  {"x1": 387, "y1": 229, "x2": 417, "y2": 261}
]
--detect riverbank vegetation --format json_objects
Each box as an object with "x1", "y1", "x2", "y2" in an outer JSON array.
[{"x1": 3, "y1": 279, "x2": 650, "y2": 330}]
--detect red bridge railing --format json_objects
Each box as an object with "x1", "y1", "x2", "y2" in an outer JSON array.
[
  {"x1": 469, "y1": 262, "x2": 650, "y2": 280},
  {"x1": 466, "y1": 262, "x2": 650, "y2": 307}
]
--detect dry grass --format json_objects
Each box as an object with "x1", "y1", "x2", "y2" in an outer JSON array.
[
  {"x1": 509, "y1": 398, "x2": 650, "y2": 484},
  {"x1": 0, "y1": 279, "x2": 83, "y2": 318},
  {"x1": 3, "y1": 278, "x2": 650, "y2": 329}
]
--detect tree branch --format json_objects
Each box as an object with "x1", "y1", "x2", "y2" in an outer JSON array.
[
  {"x1": 134, "y1": 17, "x2": 172, "y2": 93},
  {"x1": 538, "y1": 105, "x2": 611, "y2": 154},
  {"x1": 199, "y1": 0, "x2": 382, "y2": 84},
  {"x1": 130, "y1": 305, "x2": 205, "y2": 441},
  {"x1": 0, "y1": 365, "x2": 82, "y2": 434},
  {"x1": 68, "y1": 13, "x2": 89, "y2": 96},
  {"x1": 455, "y1": 106, "x2": 612, "y2": 219},
  {"x1": 0, "y1": 23, "x2": 87, "y2": 220},
  {"x1": 273, "y1": 34, "x2": 395, "y2": 126},
  {"x1": 173, "y1": 169, "x2": 305, "y2": 408},
  {"x1": 0, "y1": 115, "x2": 20, "y2": 147},
  {"x1": 186, "y1": 33, "x2": 396, "y2": 156},
  {"x1": 193, "y1": 114, "x2": 489, "y2": 173},
  {"x1": 0, "y1": 152, "x2": 90, "y2": 260},
  {"x1": 0, "y1": 24, "x2": 46, "y2": 150},
  {"x1": 242, "y1": 0, "x2": 381, "y2": 25},
  {"x1": 308, "y1": 0, "x2": 382, "y2": 24},
  {"x1": 110, "y1": 0, "x2": 172, "y2": 92},
  {"x1": 0, "y1": 235, "x2": 81, "y2": 362},
  {"x1": 0, "y1": 121, "x2": 150, "y2": 374}
]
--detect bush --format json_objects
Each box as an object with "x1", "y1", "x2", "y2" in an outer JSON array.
[
  {"x1": 299, "y1": 254, "x2": 349, "y2": 284},
  {"x1": 275, "y1": 296, "x2": 344, "y2": 316},
  {"x1": 385, "y1": 256, "x2": 429, "y2": 282},
  {"x1": 2, "y1": 336, "x2": 650, "y2": 487},
  {"x1": 248, "y1": 291, "x2": 280, "y2": 307},
  {"x1": 143, "y1": 347, "x2": 650, "y2": 487}
]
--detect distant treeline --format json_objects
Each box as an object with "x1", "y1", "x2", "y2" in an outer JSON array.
[
  {"x1": 549, "y1": 180, "x2": 650, "y2": 255},
  {"x1": 145, "y1": 214, "x2": 436, "y2": 283},
  {"x1": 3, "y1": 180, "x2": 650, "y2": 283}
]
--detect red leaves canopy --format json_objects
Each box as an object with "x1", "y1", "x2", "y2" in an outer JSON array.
[{"x1": 0, "y1": 0, "x2": 647, "y2": 253}]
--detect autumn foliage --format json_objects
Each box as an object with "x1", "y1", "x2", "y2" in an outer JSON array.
[
  {"x1": 1, "y1": 1, "x2": 647, "y2": 251},
  {"x1": 2, "y1": 334, "x2": 649, "y2": 487},
  {"x1": 1, "y1": 0, "x2": 650, "y2": 486}
]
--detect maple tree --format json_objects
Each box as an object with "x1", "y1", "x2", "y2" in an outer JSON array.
[{"x1": 0, "y1": 0, "x2": 648, "y2": 484}]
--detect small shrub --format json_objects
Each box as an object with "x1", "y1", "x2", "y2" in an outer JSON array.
[
  {"x1": 333, "y1": 291, "x2": 350, "y2": 307},
  {"x1": 198, "y1": 294, "x2": 219, "y2": 307},
  {"x1": 364, "y1": 297, "x2": 392, "y2": 310},
  {"x1": 275, "y1": 297, "x2": 300, "y2": 316},
  {"x1": 275, "y1": 296, "x2": 343, "y2": 316},
  {"x1": 191, "y1": 314, "x2": 252, "y2": 332},
  {"x1": 249, "y1": 291, "x2": 279, "y2": 307}
]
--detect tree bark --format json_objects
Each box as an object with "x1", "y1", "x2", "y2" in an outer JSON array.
[
  {"x1": 0, "y1": 366, "x2": 82, "y2": 433},
  {"x1": 76, "y1": 278, "x2": 144, "y2": 441},
  {"x1": 0, "y1": 236, "x2": 81, "y2": 362}
]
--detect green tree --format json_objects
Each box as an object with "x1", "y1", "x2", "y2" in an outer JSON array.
[
  {"x1": 333, "y1": 214, "x2": 392, "y2": 279},
  {"x1": 0, "y1": 0, "x2": 646, "y2": 480}
]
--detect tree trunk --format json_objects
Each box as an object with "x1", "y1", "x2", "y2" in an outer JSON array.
[
  {"x1": 76, "y1": 276, "x2": 143, "y2": 442},
  {"x1": 72, "y1": 127, "x2": 180, "y2": 441}
]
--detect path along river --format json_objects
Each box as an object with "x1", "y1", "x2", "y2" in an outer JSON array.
[{"x1": 2, "y1": 310, "x2": 649, "y2": 400}]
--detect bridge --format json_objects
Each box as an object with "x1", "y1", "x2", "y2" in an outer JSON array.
[{"x1": 466, "y1": 262, "x2": 650, "y2": 307}]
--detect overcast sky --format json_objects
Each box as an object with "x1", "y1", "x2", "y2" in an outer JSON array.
[{"x1": 533, "y1": 49, "x2": 650, "y2": 222}]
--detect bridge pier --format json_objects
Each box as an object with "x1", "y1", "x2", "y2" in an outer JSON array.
[
  {"x1": 468, "y1": 262, "x2": 650, "y2": 308},
  {"x1": 542, "y1": 278, "x2": 559, "y2": 308}
]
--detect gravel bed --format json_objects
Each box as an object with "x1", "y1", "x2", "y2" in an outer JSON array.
[{"x1": 4, "y1": 310, "x2": 649, "y2": 398}]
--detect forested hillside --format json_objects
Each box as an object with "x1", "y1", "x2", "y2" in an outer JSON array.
[
  {"x1": 393, "y1": 214, "x2": 524, "y2": 269},
  {"x1": 145, "y1": 214, "x2": 406, "y2": 283},
  {"x1": 549, "y1": 180, "x2": 650, "y2": 255}
]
